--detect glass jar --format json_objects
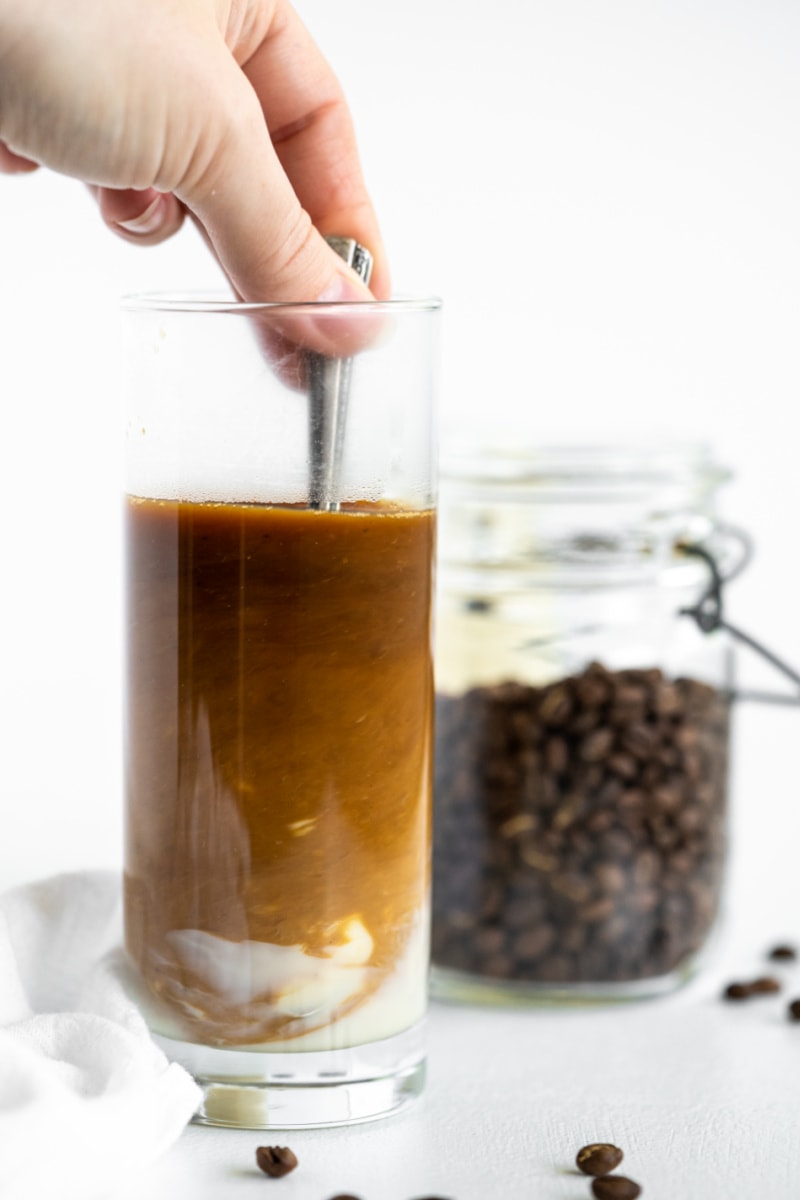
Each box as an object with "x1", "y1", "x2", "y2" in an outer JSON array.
[{"x1": 431, "y1": 441, "x2": 733, "y2": 1002}]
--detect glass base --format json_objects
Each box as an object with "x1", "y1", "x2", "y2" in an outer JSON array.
[
  {"x1": 429, "y1": 961, "x2": 698, "y2": 1006},
  {"x1": 154, "y1": 1021, "x2": 426, "y2": 1129}
]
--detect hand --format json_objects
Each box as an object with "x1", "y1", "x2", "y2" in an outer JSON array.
[{"x1": 0, "y1": 0, "x2": 388, "y2": 303}]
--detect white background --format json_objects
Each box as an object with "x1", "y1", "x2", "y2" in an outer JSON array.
[
  {"x1": 2, "y1": 0, "x2": 799, "y2": 894},
  {"x1": 2, "y1": 4, "x2": 800, "y2": 1197}
]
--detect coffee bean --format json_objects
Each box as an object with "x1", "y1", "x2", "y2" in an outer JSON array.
[
  {"x1": 750, "y1": 976, "x2": 781, "y2": 995},
  {"x1": 723, "y1": 982, "x2": 751, "y2": 1001},
  {"x1": 769, "y1": 944, "x2": 797, "y2": 961},
  {"x1": 579, "y1": 727, "x2": 615, "y2": 763},
  {"x1": 475, "y1": 926, "x2": 505, "y2": 955},
  {"x1": 615, "y1": 683, "x2": 648, "y2": 710},
  {"x1": 651, "y1": 784, "x2": 682, "y2": 815},
  {"x1": 576, "y1": 672, "x2": 611, "y2": 709},
  {"x1": 327, "y1": 1195, "x2": 363, "y2": 1199},
  {"x1": 653, "y1": 681, "x2": 681, "y2": 715},
  {"x1": 514, "y1": 924, "x2": 555, "y2": 960},
  {"x1": 432, "y1": 664, "x2": 728, "y2": 987},
  {"x1": 591, "y1": 1177, "x2": 642, "y2": 1200},
  {"x1": 620, "y1": 723, "x2": 657, "y2": 759},
  {"x1": 576, "y1": 1143, "x2": 624, "y2": 1176},
  {"x1": 724, "y1": 977, "x2": 781, "y2": 1001},
  {"x1": 581, "y1": 897, "x2": 616, "y2": 923},
  {"x1": 539, "y1": 684, "x2": 573, "y2": 726},
  {"x1": 608, "y1": 752, "x2": 638, "y2": 780},
  {"x1": 255, "y1": 1146, "x2": 298, "y2": 1177},
  {"x1": 499, "y1": 813, "x2": 537, "y2": 838},
  {"x1": 545, "y1": 735, "x2": 569, "y2": 774},
  {"x1": 788, "y1": 999, "x2": 800, "y2": 1022},
  {"x1": 594, "y1": 868, "x2": 623, "y2": 897}
]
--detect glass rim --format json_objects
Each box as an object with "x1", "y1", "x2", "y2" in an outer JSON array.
[{"x1": 121, "y1": 289, "x2": 442, "y2": 314}]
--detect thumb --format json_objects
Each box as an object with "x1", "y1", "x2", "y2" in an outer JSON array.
[{"x1": 179, "y1": 83, "x2": 375, "y2": 307}]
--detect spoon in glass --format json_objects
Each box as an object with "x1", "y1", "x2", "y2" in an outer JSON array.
[{"x1": 307, "y1": 236, "x2": 373, "y2": 511}]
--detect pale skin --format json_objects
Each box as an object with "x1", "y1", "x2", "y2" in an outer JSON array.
[{"x1": 0, "y1": 0, "x2": 389, "y2": 303}]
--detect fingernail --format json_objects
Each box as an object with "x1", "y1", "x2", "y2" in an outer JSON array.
[
  {"x1": 116, "y1": 194, "x2": 167, "y2": 236},
  {"x1": 315, "y1": 269, "x2": 373, "y2": 304}
]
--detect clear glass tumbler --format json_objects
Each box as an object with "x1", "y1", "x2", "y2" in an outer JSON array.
[{"x1": 122, "y1": 293, "x2": 440, "y2": 1128}]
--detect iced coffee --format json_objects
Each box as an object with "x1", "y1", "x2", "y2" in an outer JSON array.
[{"x1": 124, "y1": 497, "x2": 434, "y2": 1050}]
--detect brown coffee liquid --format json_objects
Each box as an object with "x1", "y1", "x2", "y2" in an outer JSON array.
[{"x1": 124, "y1": 497, "x2": 434, "y2": 1046}]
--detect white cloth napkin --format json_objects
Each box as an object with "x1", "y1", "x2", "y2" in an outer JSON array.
[{"x1": 0, "y1": 871, "x2": 201, "y2": 1200}]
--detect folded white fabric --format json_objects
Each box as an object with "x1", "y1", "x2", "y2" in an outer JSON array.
[{"x1": 0, "y1": 871, "x2": 201, "y2": 1200}]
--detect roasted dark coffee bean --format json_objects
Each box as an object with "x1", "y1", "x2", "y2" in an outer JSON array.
[
  {"x1": 620, "y1": 722, "x2": 657, "y2": 759},
  {"x1": 255, "y1": 1146, "x2": 298, "y2": 1177},
  {"x1": 608, "y1": 752, "x2": 638, "y2": 780},
  {"x1": 750, "y1": 976, "x2": 781, "y2": 995},
  {"x1": 788, "y1": 999, "x2": 800, "y2": 1021},
  {"x1": 432, "y1": 663, "x2": 728, "y2": 986},
  {"x1": 769, "y1": 944, "x2": 797, "y2": 961},
  {"x1": 576, "y1": 1143, "x2": 624, "y2": 1176},
  {"x1": 327, "y1": 1195, "x2": 363, "y2": 1199},
  {"x1": 579, "y1": 727, "x2": 615, "y2": 763},
  {"x1": 653, "y1": 681, "x2": 681, "y2": 715},
  {"x1": 724, "y1": 977, "x2": 781, "y2": 1000},
  {"x1": 723, "y1": 982, "x2": 751, "y2": 1001},
  {"x1": 539, "y1": 684, "x2": 573, "y2": 726},
  {"x1": 594, "y1": 868, "x2": 623, "y2": 897},
  {"x1": 591, "y1": 1177, "x2": 642, "y2": 1200},
  {"x1": 514, "y1": 924, "x2": 555, "y2": 960},
  {"x1": 544, "y1": 735, "x2": 569, "y2": 774}
]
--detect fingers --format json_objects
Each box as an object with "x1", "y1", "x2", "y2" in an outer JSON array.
[
  {"x1": 178, "y1": 5, "x2": 387, "y2": 310},
  {"x1": 1, "y1": 0, "x2": 387, "y2": 311},
  {"x1": 240, "y1": 2, "x2": 389, "y2": 300},
  {"x1": 180, "y1": 57, "x2": 374, "y2": 312},
  {"x1": 94, "y1": 186, "x2": 186, "y2": 245},
  {"x1": 0, "y1": 141, "x2": 39, "y2": 174}
]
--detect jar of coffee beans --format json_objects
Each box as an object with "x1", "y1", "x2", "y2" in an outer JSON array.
[{"x1": 431, "y1": 441, "x2": 733, "y2": 1001}]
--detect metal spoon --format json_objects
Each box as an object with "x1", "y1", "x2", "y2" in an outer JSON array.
[{"x1": 307, "y1": 236, "x2": 373, "y2": 510}]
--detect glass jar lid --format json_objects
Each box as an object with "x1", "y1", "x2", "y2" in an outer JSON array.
[{"x1": 438, "y1": 439, "x2": 731, "y2": 589}]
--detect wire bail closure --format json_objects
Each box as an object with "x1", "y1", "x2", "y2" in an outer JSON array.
[{"x1": 679, "y1": 530, "x2": 800, "y2": 705}]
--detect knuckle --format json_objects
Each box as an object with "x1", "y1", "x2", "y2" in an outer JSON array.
[{"x1": 266, "y1": 208, "x2": 319, "y2": 291}]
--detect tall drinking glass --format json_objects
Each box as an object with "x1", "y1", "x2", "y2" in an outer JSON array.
[{"x1": 122, "y1": 293, "x2": 440, "y2": 1128}]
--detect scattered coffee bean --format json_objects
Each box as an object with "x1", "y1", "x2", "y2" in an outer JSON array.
[
  {"x1": 769, "y1": 944, "x2": 797, "y2": 961},
  {"x1": 724, "y1": 976, "x2": 782, "y2": 1001},
  {"x1": 749, "y1": 976, "x2": 781, "y2": 995},
  {"x1": 433, "y1": 664, "x2": 728, "y2": 985},
  {"x1": 327, "y1": 1195, "x2": 363, "y2": 1199},
  {"x1": 591, "y1": 1176, "x2": 642, "y2": 1200},
  {"x1": 255, "y1": 1146, "x2": 298, "y2": 1177},
  {"x1": 788, "y1": 999, "x2": 800, "y2": 1022},
  {"x1": 576, "y1": 1143, "x2": 624, "y2": 1176},
  {"x1": 723, "y1": 982, "x2": 751, "y2": 1001}
]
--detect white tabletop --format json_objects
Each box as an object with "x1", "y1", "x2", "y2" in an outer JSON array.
[
  {"x1": 103, "y1": 949, "x2": 800, "y2": 1200},
  {"x1": 5, "y1": 702, "x2": 793, "y2": 1200}
]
